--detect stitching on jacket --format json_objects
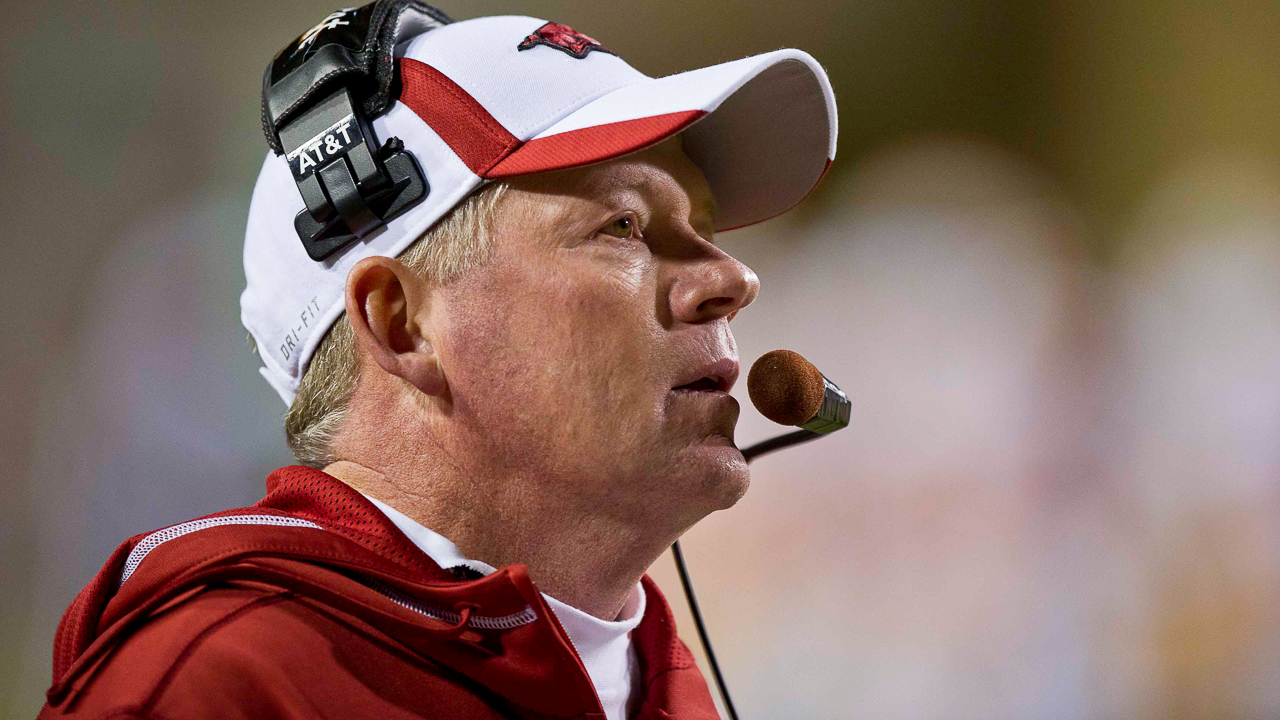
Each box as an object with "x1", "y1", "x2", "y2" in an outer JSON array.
[
  {"x1": 362, "y1": 576, "x2": 538, "y2": 629},
  {"x1": 120, "y1": 515, "x2": 324, "y2": 587}
]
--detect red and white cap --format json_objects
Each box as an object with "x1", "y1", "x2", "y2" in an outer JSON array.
[{"x1": 243, "y1": 15, "x2": 837, "y2": 405}]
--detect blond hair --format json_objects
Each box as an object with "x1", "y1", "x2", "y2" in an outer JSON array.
[{"x1": 284, "y1": 183, "x2": 509, "y2": 467}]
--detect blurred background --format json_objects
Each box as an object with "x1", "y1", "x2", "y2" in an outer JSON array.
[{"x1": 3, "y1": 0, "x2": 1280, "y2": 717}]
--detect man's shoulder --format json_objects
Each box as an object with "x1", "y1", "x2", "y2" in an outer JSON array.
[{"x1": 44, "y1": 583, "x2": 509, "y2": 720}]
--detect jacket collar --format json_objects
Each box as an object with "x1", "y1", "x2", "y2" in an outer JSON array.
[{"x1": 49, "y1": 466, "x2": 719, "y2": 720}]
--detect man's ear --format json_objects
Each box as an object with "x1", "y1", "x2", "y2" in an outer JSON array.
[{"x1": 344, "y1": 256, "x2": 447, "y2": 398}]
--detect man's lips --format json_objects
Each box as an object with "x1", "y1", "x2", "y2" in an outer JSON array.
[
  {"x1": 671, "y1": 357, "x2": 740, "y2": 394},
  {"x1": 669, "y1": 356, "x2": 742, "y2": 449}
]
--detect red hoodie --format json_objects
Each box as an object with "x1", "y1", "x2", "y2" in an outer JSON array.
[{"x1": 40, "y1": 466, "x2": 720, "y2": 720}]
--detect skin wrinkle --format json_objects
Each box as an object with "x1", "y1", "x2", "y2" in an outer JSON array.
[{"x1": 325, "y1": 137, "x2": 760, "y2": 620}]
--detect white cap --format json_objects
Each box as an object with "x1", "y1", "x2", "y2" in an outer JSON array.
[{"x1": 242, "y1": 15, "x2": 837, "y2": 405}]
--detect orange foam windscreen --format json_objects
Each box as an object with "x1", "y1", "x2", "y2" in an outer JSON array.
[{"x1": 746, "y1": 349, "x2": 825, "y2": 426}]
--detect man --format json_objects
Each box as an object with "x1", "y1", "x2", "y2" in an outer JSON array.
[{"x1": 40, "y1": 5, "x2": 835, "y2": 719}]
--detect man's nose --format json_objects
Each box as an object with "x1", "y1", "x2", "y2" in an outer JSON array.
[{"x1": 670, "y1": 248, "x2": 761, "y2": 324}]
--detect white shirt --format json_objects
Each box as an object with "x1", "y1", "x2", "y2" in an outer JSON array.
[{"x1": 361, "y1": 494, "x2": 644, "y2": 720}]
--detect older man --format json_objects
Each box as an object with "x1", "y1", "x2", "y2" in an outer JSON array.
[{"x1": 41, "y1": 4, "x2": 835, "y2": 719}]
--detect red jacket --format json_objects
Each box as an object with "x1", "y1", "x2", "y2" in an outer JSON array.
[{"x1": 40, "y1": 466, "x2": 719, "y2": 720}]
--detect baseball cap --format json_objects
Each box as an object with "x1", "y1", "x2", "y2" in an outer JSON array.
[{"x1": 242, "y1": 14, "x2": 837, "y2": 405}]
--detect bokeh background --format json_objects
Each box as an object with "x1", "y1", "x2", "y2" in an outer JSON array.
[{"x1": 4, "y1": 0, "x2": 1280, "y2": 717}]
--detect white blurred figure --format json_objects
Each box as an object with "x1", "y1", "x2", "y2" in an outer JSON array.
[{"x1": 1101, "y1": 151, "x2": 1280, "y2": 720}]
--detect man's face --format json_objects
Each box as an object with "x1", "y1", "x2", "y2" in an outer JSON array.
[{"x1": 435, "y1": 137, "x2": 760, "y2": 527}]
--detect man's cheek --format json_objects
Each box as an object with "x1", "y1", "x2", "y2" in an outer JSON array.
[{"x1": 602, "y1": 254, "x2": 647, "y2": 297}]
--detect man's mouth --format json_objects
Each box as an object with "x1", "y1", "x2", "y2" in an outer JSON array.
[
  {"x1": 674, "y1": 377, "x2": 726, "y2": 392},
  {"x1": 671, "y1": 358, "x2": 740, "y2": 394}
]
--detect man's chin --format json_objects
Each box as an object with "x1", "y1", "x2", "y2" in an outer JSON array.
[{"x1": 680, "y1": 437, "x2": 751, "y2": 510}]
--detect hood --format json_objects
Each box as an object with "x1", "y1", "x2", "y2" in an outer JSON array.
[{"x1": 46, "y1": 466, "x2": 717, "y2": 720}]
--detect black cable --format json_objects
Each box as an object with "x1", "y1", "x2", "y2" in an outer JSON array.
[
  {"x1": 671, "y1": 429, "x2": 823, "y2": 720},
  {"x1": 671, "y1": 538, "x2": 739, "y2": 720},
  {"x1": 740, "y1": 429, "x2": 818, "y2": 462}
]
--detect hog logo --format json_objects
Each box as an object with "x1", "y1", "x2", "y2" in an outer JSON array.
[
  {"x1": 517, "y1": 22, "x2": 616, "y2": 59},
  {"x1": 291, "y1": 8, "x2": 355, "y2": 59}
]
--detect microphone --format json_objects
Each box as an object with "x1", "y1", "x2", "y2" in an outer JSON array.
[
  {"x1": 746, "y1": 349, "x2": 850, "y2": 434},
  {"x1": 735, "y1": 349, "x2": 851, "y2": 462}
]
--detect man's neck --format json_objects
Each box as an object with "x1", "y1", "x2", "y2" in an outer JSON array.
[{"x1": 323, "y1": 460, "x2": 672, "y2": 621}]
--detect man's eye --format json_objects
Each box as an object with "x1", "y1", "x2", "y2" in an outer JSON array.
[{"x1": 598, "y1": 216, "x2": 637, "y2": 239}]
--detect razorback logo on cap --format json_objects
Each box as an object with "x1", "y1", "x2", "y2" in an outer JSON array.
[{"x1": 517, "y1": 22, "x2": 616, "y2": 59}]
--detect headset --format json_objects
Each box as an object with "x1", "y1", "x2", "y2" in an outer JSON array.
[{"x1": 261, "y1": 0, "x2": 447, "y2": 261}]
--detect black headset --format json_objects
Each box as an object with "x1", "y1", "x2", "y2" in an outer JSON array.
[{"x1": 262, "y1": 1, "x2": 449, "y2": 261}]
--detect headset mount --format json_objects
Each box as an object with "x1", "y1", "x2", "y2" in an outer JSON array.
[{"x1": 261, "y1": 1, "x2": 450, "y2": 261}]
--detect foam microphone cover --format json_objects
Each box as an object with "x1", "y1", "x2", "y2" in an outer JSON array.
[{"x1": 747, "y1": 349, "x2": 826, "y2": 426}]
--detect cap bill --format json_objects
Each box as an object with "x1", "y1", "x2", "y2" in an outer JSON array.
[{"x1": 485, "y1": 49, "x2": 838, "y2": 231}]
